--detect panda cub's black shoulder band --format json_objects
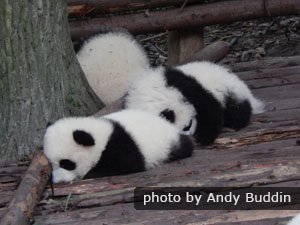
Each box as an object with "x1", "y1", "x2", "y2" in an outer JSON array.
[
  {"x1": 163, "y1": 67, "x2": 224, "y2": 145},
  {"x1": 84, "y1": 121, "x2": 146, "y2": 178}
]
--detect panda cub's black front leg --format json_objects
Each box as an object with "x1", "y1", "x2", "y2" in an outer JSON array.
[{"x1": 194, "y1": 107, "x2": 224, "y2": 145}]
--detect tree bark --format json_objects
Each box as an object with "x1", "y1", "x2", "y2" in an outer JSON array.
[
  {"x1": 69, "y1": 0, "x2": 300, "y2": 40},
  {"x1": 0, "y1": 0, "x2": 104, "y2": 165}
]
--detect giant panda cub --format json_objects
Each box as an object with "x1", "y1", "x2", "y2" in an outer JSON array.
[
  {"x1": 43, "y1": 110, "x2": 193, "y2": 183},
  {"x1": 75, "y1": 30, "x2": 150, "y2": 105},
  {"x1": 124, "y1": 61, "x2": 264, "y2": 145}
]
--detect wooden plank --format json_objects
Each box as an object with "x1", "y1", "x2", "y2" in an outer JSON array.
[
  {"x1": 69, "y1": 0, "x2": 300, "y2": 40},
  {"x1": 230, "y1": 55, "x2": 300, "y2": 72},
  {"x1": 0, "y1": 165, "x2": 27, "y2": 176},
  {"x1": 34, "y1": 202, "x2": 300, "y2": 225},
  {"x1": 263, "y1": 98, "x2": 300, "y2": 111},
  {"x1": 213, "y1": 126, "x2": 300, "y2": 148},
  {"x1": 246, "y1": 74, "x2": 300, "y2": 89},
  {"x1": 252, "y1": 83, "x2": 300, "y2": 101},
  {"x1": 254, "y1": 108, "x2": 300, "y2": 123},
  {"x1": 35, "y1": 137, "x2": 300, "y2": 215},
  {"x1": 0, "y1": 191, "x2": 14, "y2": 208},
  {"x1": 237, "y1": 66, "x2": 300, "y2": 81}
]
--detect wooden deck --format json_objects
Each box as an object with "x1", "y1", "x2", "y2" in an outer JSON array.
[{"x1": 1, "y1": 56, "x2": 300, "y2": 225}]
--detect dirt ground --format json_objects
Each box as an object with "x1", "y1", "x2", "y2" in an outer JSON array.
[{"x1": 136, "y1": 15, "x2": 299, "y2": 66}]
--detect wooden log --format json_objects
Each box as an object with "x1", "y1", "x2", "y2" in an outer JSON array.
[
  {"x1": 231, "y1": 55, "x2": 300, "y2": 72},
  {"x1": 68, "y1": 4, "x2": 95, "y2": 17},
  {"x1": 238, "y1": 65, "x2": 300, "y2": 81},
  {"x1": 34, "y1": 203, "x2": 300, "y2": 225},
  {"x1": 246, "y1": 74, "x2": 300, "y2": 89},
  {"x1": 181, "y1": 40, "x2": 230, "y2": 64},
  {"x1": 68, "y1": 0, "x2": 201, "y2": 16},
  {"x1": 253, "y1": 83, "x2": 300, "y2": 101},
  {"x1": 93, "y1": 98, "x2": 123, "y2": 117},
  {"x1": 69, "y1": 0, "x2": 300, "y2": 40},
  {"x1": 0, "y1": 152, "x2": 51, "y2": 225},
  {"x1": 34, "y1": 201, "x2": 300, "y2": 225},
  {"x1": 167, "y1": 27, "x2": 204, "y2": 66}
]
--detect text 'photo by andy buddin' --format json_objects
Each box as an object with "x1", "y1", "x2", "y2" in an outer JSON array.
[{"x1": 134, "y1": 187, "x2": 300, "y2": 210}]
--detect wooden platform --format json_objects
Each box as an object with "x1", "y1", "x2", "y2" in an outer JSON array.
[{"x1": 1, "y1": 56, "x2": 300, "y2": 224}]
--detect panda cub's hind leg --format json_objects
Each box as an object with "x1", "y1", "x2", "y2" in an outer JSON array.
[
  {"x1": 224, "y1": 96, "x2": 252, "y2": 130},
  {"x1": 194, "y1": 106, "x2": 224, "y2": 145}
]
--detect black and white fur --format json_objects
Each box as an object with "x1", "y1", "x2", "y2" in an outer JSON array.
[
  {"x1": 43, "y1": 110, "x2": 193, "y2": 183},
  {"x1": 125, "y1": 61, "x2": 264, "y2": 145},
  {"x1": 76, "y1": 30, "x2": 150, "y2": 105}
]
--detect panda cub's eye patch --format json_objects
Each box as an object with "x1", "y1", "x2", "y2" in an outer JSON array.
[
  {"x1": 59, "y1": 159, "x2": 76, "y2": 171},
  {"x1": 183, "y1": 120, "x2": 193, "y2": 132}
]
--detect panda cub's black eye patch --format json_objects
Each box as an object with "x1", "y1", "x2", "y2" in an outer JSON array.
[
  {"x1": 160, "y1": 109, "x2": 175, "y2": 123},
  {"x1": 73, "y1": 130, "x2": 95, "y2": 146},
  {"x1": 59, "y1": 159, "x2": 76, "y2": 171},
  {"x1": 183, "y1": 120, "x2": 193, "y2": 132}
]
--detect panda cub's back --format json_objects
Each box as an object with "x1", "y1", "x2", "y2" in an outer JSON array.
[{"x1": 104, "y1": 110, "x2": 185, "y2": 168}]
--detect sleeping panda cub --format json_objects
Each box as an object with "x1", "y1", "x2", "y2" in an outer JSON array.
[
  {"x1": 125, "y1": 61, "x2": 264, "y2": 145},
  {"x1": 44, "y1": 110, "x2": 193, "y2": 183},
  {"x1": 76, "y1": 30, "x2": 150, "y2": 105}
]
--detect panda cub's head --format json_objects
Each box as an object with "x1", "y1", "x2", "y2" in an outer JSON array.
[{"x1": 44, "y1": 117, "x2": 113, "y2": 183}]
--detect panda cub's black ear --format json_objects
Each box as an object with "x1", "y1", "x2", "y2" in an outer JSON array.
[
  {"x1": 46, "y1": 122, "x2": 53, "y2": 128},
  {"x1": 73, "y1": 130, "x2": 95, "y2": 146},
  {"x1": 160, "y1": 109, "x2": 175, "y2": 123}
]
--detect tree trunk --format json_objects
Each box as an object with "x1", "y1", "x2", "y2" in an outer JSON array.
[{"x1": 0, "y1": 0, "x2": 104, "y2": 165}]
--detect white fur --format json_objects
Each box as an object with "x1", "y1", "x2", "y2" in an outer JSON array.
[
  {"x1": 76, "y1": 32, "x2": 150, "y2": 105},
  {"x1": 125, "y1": 67, "x2": 197, "y2": 133},
  {"x1": 103, "y1": 109, "x2": 181, "y2": 169},
  {"x1": 125, "y1": 62, "x2": 264, "y2": 134},
  {"x1": 44, "y1": 110, "x2": 183, "y2": 183},
  {"x1": 287, "y1": 214, "x2": 300, "y2": 225},
  {"x1": 176, "y1": 61, "x2": 264, "y2": 114}
]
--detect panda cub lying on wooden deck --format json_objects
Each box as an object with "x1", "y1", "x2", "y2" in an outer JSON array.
[
  {"x1": 44, "y1": 110, "x2": 193, "y2": 183},
  {"x1": 125, "y1": 61, "x2": 264, "y2": 145}
]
